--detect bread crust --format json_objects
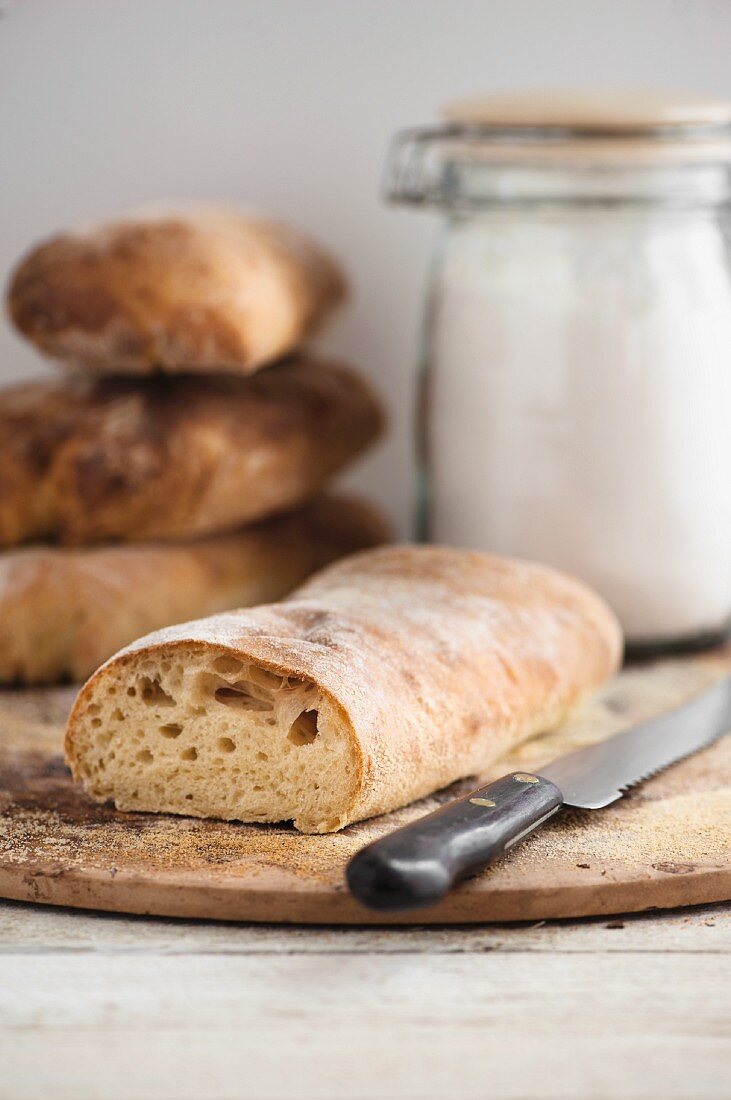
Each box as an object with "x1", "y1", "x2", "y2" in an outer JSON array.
[
  {"x1": 7, "y1": 208, "x2": 347, "y2": 374},
  {"x1": 66, "y1": 546, "x2": 623, "y2": 831},
  {"x1": 0, "y1": 357, "x2": 384, "y2": 546},
  {"x1": 0, "y1": 495, "x2": 389, "y2": 684}
]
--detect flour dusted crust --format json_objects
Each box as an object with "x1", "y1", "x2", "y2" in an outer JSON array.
[
  {"x1": 7, "y1": 206, "x2": 346, "y2": 375},
  {"x1": 65, "y1": 546, "x2": 622, "y2": 833},
  {"x1": 0, "y1": 495, "x2": 389, "y2": 684},
  {"x1": 0, "y1": 357, "x2": 383, "y2": 546}
]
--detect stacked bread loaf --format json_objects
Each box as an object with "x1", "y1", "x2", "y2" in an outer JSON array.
[{"x1": 1, "y1": 206, "x2": 387, "y2": 683}]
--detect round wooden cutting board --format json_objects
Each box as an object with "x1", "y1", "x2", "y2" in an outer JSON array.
[{"x1": 0, "y1": 652, "x2": 729, "y2": 924}]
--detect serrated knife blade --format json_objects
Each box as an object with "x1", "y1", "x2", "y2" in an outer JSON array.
[
  {"x1": 541, "y1": 675, "x2": 731, "y2": 808},
  {"x1": 347, "y1": 675, "x2": 731, "y2": 913}
]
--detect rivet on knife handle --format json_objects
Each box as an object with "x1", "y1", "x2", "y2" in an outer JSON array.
[{"x1": 346, "y1": 773, "x2": 563, "y2": 913}]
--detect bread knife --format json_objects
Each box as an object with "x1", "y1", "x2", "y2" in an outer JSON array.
[{"x1": 347, "y1": 676, "x2": 731, "y2": 913}]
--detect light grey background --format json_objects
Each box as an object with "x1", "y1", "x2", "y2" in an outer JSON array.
[{"x1": 1, "y1": 0, "x2": 730, "y2": 532}]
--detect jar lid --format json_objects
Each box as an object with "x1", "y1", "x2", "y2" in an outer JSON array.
[
  {"x1": 444, "y1": 89, "x2": 731, "y2": 132},
  {"x1": 385, "y1": 89, "x2": 731, "y2": 207}
]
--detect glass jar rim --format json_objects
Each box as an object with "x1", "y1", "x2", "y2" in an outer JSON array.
[{"x1": 385, "y1": 123, "x2": 731, "y2": 210}]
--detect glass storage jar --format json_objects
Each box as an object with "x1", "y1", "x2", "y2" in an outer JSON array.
[{"x1": 386, "y1": 91, "x2": 731, "y2": 653}]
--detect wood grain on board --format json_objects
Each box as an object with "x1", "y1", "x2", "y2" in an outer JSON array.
[{"x1": 0, "y1": 651, "x2": 729, "y2": 924}]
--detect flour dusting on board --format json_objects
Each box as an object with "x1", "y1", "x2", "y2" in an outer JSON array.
[{"x1": 0, "y1": 650, "x2": 729, "y2": 922}]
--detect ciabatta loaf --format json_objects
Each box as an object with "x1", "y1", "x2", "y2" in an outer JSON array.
[
  {"x1": 7, "y1": 207, "x2": 346, "y2": 375},
  {"x1": 65, "y1": 546, "x2": 622, "y2": 832},
  {"x1": 0, "y1": 358, "x2": 383, "y2": 546},
  {"x1": 0, "y1": 495, "x2": 388, "y2": 684}
]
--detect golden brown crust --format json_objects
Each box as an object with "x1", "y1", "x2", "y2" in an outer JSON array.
[
  {"x1": 0, "y1": 494, "x2": 390, "y2": 684},
  {"x1": 7, "y1": 208, "x2": 347, "y2": 374},
  {"x1": 66, "y1": 546, "x2": 623, "y2": 830},
  {"x1": 0, "y1": 357, "x2": 384, "y2": 546}
]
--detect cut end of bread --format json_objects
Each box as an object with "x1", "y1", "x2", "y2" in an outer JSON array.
[{"x1": 66, "y1": 646, "x2": 361, "y2": 833}]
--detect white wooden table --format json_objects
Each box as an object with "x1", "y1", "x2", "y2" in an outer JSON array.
[{"x1": 1, "y1": 899, "x2": 728, "y2": 1100}]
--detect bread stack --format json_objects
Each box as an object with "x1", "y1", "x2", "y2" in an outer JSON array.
[{"x1": 0, "y1": 206, "x2": 387, "y2": 683}]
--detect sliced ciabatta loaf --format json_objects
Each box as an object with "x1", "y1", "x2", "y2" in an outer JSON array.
[
  {"x1": 65, "y1": 546, "x2": 622, "y2": 833},
  {"x1": 0, "y1": 495, "x2": 389, "y2": 684},
  {"x1": 0, "y1": 357, "x2": 383, "y2": 546},
  {"x1": 7, "y1": 206, "x2": 346, "y2": 375}
]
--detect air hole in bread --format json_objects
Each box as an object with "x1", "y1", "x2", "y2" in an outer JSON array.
[
  {"x1": 212, "y1": 655, "x2": 245, "y2": 677},
  {"x1": 247, "y1": 667, "x2": 286, "y2": 691},
  {"x1": 181, "y1": 747, "x2": 198, "y2": 761},
  {"x1": 214, "y1": 683, "x2": 273, "y2": 712},
  {"x1": 138, "y1": 676, "x2": 175, "y2": 707},
  {"x1": 288, "y1": 710, "x2": 319, "y2": 746},
  {"x1": 91, "y1": 718, "x2": 102, "y2": 728},
  {"x1": 136, "y1": 749, "x2": 154, "y2": 764},
  {"x1": 218, "y1": 737, "x2": 236, "y2": 753},
  {"x1": 127, "y1": 687, "x2": 136, "y2": 697},
  {"x1": 160, "y1": 723, "x2": 183, "y2": 739},
  {"x1": 112, "y1": 708, "x2": 124, "y2": 722},
  {"x1": 87, "y1": 704, "x2": 101, "y2": 716}
]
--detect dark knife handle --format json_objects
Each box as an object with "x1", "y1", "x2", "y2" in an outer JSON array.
[{"x1": 346, "y1": 772, "x2": 563, "y2": 913}]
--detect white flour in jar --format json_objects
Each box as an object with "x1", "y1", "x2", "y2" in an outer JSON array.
[{"x1": 427, "y1": 211, "x2": 731, "y2": 641}]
